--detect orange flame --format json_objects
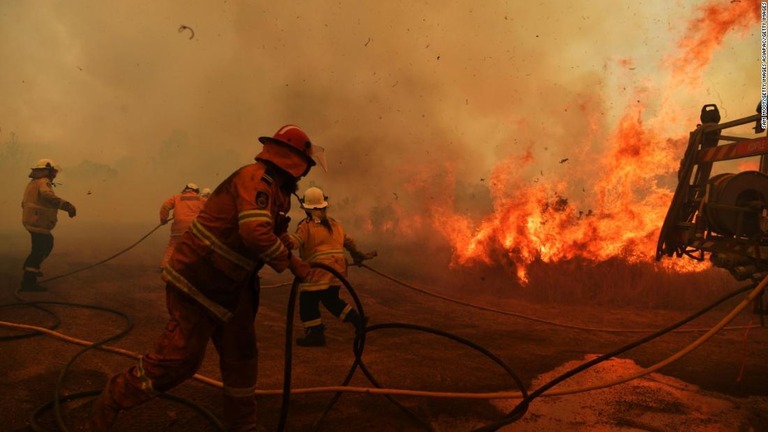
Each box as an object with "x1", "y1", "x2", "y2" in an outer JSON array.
[
  {"x1": 432, "y1": 108, "x2": 693, "y2": 283},
  {"x1": 431, "y1": 1, "x2": 759, "y2": 283},
  {"x1": 668, "y1": 0, "x2": 760, "y2": 86}
]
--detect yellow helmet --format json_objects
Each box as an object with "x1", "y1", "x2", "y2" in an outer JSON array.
[{"x1": 301, "y1": 187, "x2": 328, "y2": 209}]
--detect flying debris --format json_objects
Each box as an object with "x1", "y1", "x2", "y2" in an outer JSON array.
[
  {"x1": 364, "y1": 37, "x2": 371, "y2": 47},
  {"x1": 559, "y1": 158, "x2": 569, "y2": 164},
  {"x1": 178, "y1": 25, "x2": 195, "y2": 40},
  {"x1": 393, "y1": 192, "x2": 398, "y2": 200}
]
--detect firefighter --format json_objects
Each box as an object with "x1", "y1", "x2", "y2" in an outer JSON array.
[
  {"x1": 284, "y1": 187, "x2": 375, "y2": 347},
  {"x1": 201, "y1": 187, "x2": 212, "y2": 202},
  {"x1": 87, "y1": 125, "x2": 325, "y2": 432},
  {"x1": 159, "y1": 183, "x2": 205, "y2": 270},
  {"x1": 20, "y1": 159, "x2": 76, "y2": 292}
]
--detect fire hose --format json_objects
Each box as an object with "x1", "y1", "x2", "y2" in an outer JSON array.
[
  {"x1": 9, "y1": 220, "x2": 171, "y2": 340},
  {"x1": 38, "y1": 220, "x2": 171, "y2": 287},
  {"x1": 357, "y1": 263, "x2": 760, "y2": 334},
  {"x1": 1, "y1": 268, "x2": 764, "y2": 430},
  {"x1": 1, "y1": 221, "x2": 765, "y2": 430}
]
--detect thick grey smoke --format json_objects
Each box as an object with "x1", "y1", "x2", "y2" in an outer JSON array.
[{"x1": 0, "y1": 0, "x2": 760, "y2": 252}]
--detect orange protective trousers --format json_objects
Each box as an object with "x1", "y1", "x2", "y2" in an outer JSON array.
[{"x1": 103, "y1": 283, "x2": 260, "y2": 431}]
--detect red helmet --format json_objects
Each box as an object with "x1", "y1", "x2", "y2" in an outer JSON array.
[{"x1": 257, "y1": 125, "x2": 326, "y2": 177}]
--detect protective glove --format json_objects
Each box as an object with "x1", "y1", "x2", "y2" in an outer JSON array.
[
  {"x1": 350, "y1": 251, "x2": 366, "y2": 266},
  {"x1": 62, "y1": 201, "x2": 77, "y2": 218},
  {"x1": 364, "y1": 250, "x2": 378, "y2": 262},
  {"x1": 160, "y1": 218, "x2": 169, "y2": 225},
  {"x1": 274, "y1": 214, "x2": 291, "y2": 235},
  {"x1": 351, "y1": 250, "x2": 377, "y2": 266},
  {"x1": 287, "y1": 254, "x2": 310, "y2": 280},
  {"x1": 279, "y1": 233, "x2": 295, "y2": 250}
]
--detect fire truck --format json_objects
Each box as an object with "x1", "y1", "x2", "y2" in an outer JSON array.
[{"x1": 656, "y1": 103, "x2": 768, "y2": 282}]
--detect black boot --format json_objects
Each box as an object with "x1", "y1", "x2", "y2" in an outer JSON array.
[
  {"x1": 343, "y1": 310, "x2": 368, "y2": 335},
  {"x1": 296, "y1": 325, "x2": 326, "y2": 347},
  {"x1": 19, "y1": 271, "x2": 46, "y2": 292}
]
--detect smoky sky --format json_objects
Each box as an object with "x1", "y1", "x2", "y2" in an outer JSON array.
[{"x1": 0, "y1": 0, "x2": 760, "y2": 243}]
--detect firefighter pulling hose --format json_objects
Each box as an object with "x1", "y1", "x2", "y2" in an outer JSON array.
[
  {"x1": 282, "y1": 186, "x2": 376, "y2": 347},
  {"x1": 87, "y1": 124, "x2": 326, "y2": 432}
]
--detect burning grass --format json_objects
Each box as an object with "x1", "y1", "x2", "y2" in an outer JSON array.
[{"x1": 372, "y1": 237, "x2": 743, "y2": 311}]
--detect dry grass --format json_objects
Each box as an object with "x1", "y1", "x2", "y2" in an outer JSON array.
[{"x1": 368, "y1": 236, "x2": 746, "y2": 311}]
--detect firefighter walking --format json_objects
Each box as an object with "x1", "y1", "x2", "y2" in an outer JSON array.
[
  {"x1": 87, "y1": 125, "x2": 325, "y2": 432},
  {"x1": 284, "y1": 187, "x2": 375, "y2": 347},
  {"x1": 159, "y1": 182, "x2": 205, "y2": 270},
  {"x1": 20, "y1": 159, "x2": 76, "y2": 292}
]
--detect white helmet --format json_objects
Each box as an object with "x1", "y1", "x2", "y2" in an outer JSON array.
[
  {"x1": 201, "y1": 187, "x2": 211, "y2": 196},
  {"x1": 183, "y1": 182, "x2": 199, "y2": 193},
  {"x1": 301, "y1": 187, "x2": 328, "y2": 209},
  {"x1": 32, "y1": 159, "x2": 59, "y2": 171}
]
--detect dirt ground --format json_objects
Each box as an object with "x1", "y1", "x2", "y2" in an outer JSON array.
[{"x1": 1, "y1": 224, "x2": 768, "y2": 432}]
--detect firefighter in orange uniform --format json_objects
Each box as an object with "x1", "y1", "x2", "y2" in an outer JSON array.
[
  {"x1": 159, "y1": 183, "x2": 205, "y2": 269},
  {"x1": 20, "y1": 159, "x2": 76, "y2": 292},
  {"x1": 284, "y1": 187, "x2": 375, "y2": 347},
  {"x1": 87, "y1": 125, "x2": 325, "y2": 432}
]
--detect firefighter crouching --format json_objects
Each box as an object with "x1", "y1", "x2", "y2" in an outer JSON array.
[
  {"x1": 159, "y1": 182, "x2": 205, "y2": 270},
  {"x1": 20, "y1": 159, "x2": 76, "y2": 292},
  {"x1": 284, "y1": 186, "x2": 376, "y2": 347},
  {"x1": 87, "y1": 125, "x2": 325, "y2": 432}
]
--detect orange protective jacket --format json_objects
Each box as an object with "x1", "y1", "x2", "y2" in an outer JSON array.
[
  {"x1": 160, "y1": 190, "x2": 205, "y2": 236},
  {"x1": 21, "y1": 177, "x2": 71, "y2": 234},
  {"x1": 286, "y1": 217, "x2": 363, "y2": 292},
  {"x1": 162, "y1": 162, "x2": 292, "y2": 321}
]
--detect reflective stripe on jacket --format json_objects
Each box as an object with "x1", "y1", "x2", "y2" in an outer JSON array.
[
  {"x1": 286, "y1": 217, "x2": 362, "y2": 292},
  {"x1": 21, "y1": 178, "x2": 67, "y2": 234},
  {"x1": 161, "y1": 162, "x2": 291, "y2": 321}
]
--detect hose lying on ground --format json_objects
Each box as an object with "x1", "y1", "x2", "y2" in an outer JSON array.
[{"x1": 3, "y1": 229, "x2": 764, "y2": 430}]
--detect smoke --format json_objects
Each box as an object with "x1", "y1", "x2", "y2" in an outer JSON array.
[{"x1": 0, "y1": 0, "x2": 761, "y2": 257}]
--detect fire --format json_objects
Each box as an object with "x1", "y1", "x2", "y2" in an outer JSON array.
[
  {"x1": 354, "y1": 1, "x2": 757, "y2": 284},
  {"x1": 428, "y1": 0, "x2": 758, "y2": 283},
  {"x1": 668, "y1": 0, "x2": 760, "y2": 86},
  {"x1": 431, "y1": 112, "x2": 686, "y2": 283}
]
